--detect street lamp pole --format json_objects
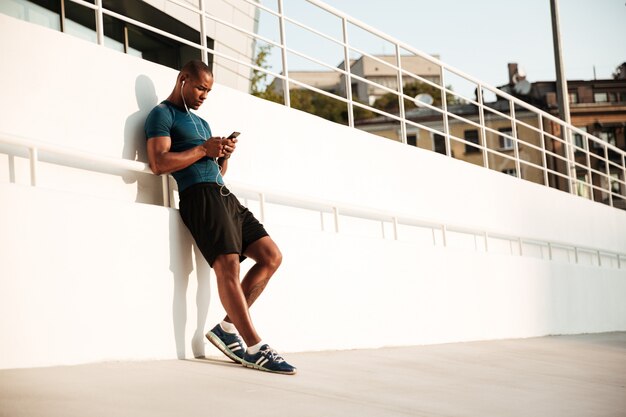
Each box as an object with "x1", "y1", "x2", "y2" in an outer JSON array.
[
  {"x1": 550, "y1": 0, "x2": 571, "y2": 125},
  {"x1": 550, "y1": 0, "x2": 576, "y2": 191}
]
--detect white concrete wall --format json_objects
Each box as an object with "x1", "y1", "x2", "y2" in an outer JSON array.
[{"x1": 1, "y1": 15, "x2": 625, "y2": 369}]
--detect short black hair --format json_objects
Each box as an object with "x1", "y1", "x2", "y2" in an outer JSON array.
[{"x1": 180, "y1": 60, "x2": 213, "y2": 80}]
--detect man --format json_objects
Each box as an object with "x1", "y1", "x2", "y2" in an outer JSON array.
[{"x1": 144, "y1": 60, "x2": 296, "y2": 375}]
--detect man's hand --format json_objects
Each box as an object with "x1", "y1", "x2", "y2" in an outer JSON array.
[
  {"x1": 221, "y1": 137, "x2": 238, "y2": 159},
  {"x1": 202, "y1": 137, "x2": 225, "y2": 158}
]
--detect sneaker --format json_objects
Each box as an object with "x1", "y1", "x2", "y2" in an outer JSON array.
[
  {"x1": 206, "y1": 324, "x2": 246, "y2": 364},
  {"x1": 242, "y1": 344, "x2": 297, "y2": 375}
]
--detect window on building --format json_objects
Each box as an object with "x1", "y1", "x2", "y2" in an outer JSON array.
[
  {"x1": 611, "y1": 173, "x2": 621, "y2": 194},
  {"x1": 568, "y1": 92, "x2": 578, "y2": 104},
  {"x1": 0, "y1": 0, "x2": 62, "y2": 31},
  {"x1": 598, "y1": 129, "x2": 617, "y2": 146},
  {"x1": 498, "y1": 128, "x2": 514, "y2": 150},
  {"x1": 464, "y1": 130, "x2": 480, "y2": 153},
  {"x1": 502, "y1": 168, "x2": 517, "y2": 177},
  {"x1": 406, "y1": 134, "x2": 417, "y2": 146},
  {"x1": 1, "y1": 0, "x2": 213, "y2": 71},
  {"x1": 576, "y1": 174, "x2": 591, "y2": 199},
  {"x1": 594, "y1": 92, "x2": 608, "y2": 103},
  {"x1": 573, "y1": 126, "x2": 587, "y2": 151},
  {"x1": 433, "y1": 133, "x2": 447, "y2": 155}
]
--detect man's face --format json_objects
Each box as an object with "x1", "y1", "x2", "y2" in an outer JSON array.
[{"x1": 183, "y1": 72, "x2": 213, "y2": 110}]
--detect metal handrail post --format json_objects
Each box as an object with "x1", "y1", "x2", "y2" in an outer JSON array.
[
  {"x1": 395, "y1": 45, "x2": 407, "y2": 144},
  {"x1": 277, "y1": 0, "x2": 290, "y2": 107},
  {"x1": 439, "y1": 67, "x2": 451, "y2": 157},
  {"x1": 476, "y1": 84, "x2": 489, "y2": 169},
  {"x1": 161, "y1": 175, "x2": 170, "y2": 208},
  {"x1": 538, "y1": 114, "x2": 549, "y2": 186},
  {"x1": 333, "y1": 207, "x2": 340, "y2": 233},
  {"x1": 565, "y1": 127, "x2": 576, "y2": 194},
  {"x1": 95, "y1": 0, "x2": 104, "y2": 46},
  {"x1": 604, "y1": 145, "x2": 613, "y2": 207},
  {"x1": 29, "y1": 147, "x2": 38, "y2": 186},
  {"x1": 585, "y1": 136, "x2": 594, "y2": 201},
  {"x1": 484, "y1": 231, "x2": 489, "y2": 252},
  {"x1": 392, "y1": 217, "x2": 398, "y2": 240},
  {"x1": 510, "y1": 99, "x2": 521, "y2": 178},
  {"x1": 259, "y1": 192, "x2": 266, "y2": 223},
  {"x1": 199, "y1": 0, "x2": 208, "y2": 64},
  {"x1": 341, "y1": 17, "x2": 354, "y2": 128},
  {"x1": 623, "y1": 153, "x2": 626, "y2": 204}
]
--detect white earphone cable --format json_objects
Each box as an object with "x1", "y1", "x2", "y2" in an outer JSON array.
[{"x1": 180, "y1": 82, "x2": 230, "y2": 196}]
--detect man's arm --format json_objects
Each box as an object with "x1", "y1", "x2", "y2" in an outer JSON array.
[{"x1": 146, "y1": 136, "x2": 224, "y2": 175}]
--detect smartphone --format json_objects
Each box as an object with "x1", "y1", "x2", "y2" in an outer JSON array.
[{"x1": 227, "y1": 131, "x2": 240, "y2": 139}]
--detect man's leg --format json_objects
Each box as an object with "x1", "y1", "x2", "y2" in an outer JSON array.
[
  {"x1": 210, "y1": 240, "x2": 296, "y2": 374},
  {"x1": 223, "y1": 237, "x2": 282, "y2": 324},
  {"x1": 211, "y1": 253, "x2": 261, "y2": 347}
]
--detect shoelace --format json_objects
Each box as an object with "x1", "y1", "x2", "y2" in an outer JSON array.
[{"x1": 260, "y1": 346, "x2": 285, "y2": 363}]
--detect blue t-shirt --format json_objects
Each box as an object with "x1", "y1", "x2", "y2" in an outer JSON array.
[{"x1": 144, "y1": 100, "x2": 223, "y2": 191}]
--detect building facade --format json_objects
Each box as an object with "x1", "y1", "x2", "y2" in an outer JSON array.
[
  {"x1": 356, "y1": 63, "x2": 626, "y2": 205},
  {"x1": 271, "y1": 53, "x2": 441, "y2": 105},
  {"x1": 1, "y1": 0, "x2": 259, "y2": 92},
  {"x1": 501, "y1": 63, "x2": 626, "y2": 203}
]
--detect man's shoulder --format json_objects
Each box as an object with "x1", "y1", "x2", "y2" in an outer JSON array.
[
  {"x1": 146, "y1": 101, "x2": 175, "y2": 125},
  {"x1": 145, "y1": 101, "x2": 176, "y2": 137},
  {"x1": 148, "y1": 101, "x2": 173, "y2": 117}
]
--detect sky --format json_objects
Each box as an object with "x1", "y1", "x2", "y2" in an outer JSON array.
[{"x1": 261, "y1": 0, "x2": 626, "y2": 100}]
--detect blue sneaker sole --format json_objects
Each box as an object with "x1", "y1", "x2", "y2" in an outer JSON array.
[
  {"x1": 206, "y1": 332, "x2": 244, "y2": 364},
  {"x1": 241, "y1": 359, "x2": 297, "y2": 375}
]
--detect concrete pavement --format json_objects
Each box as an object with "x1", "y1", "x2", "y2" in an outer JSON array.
[{"x1": 1, "y1": 332, "x2": 625, "y2": 417}]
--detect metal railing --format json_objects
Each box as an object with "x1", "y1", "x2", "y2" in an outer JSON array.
[
  {"x1": 1, "y1": 132, "x2": 624, "y2": 269},
  {"x1": 23, "y1": 0, "x2": 626, "y2": 211}
]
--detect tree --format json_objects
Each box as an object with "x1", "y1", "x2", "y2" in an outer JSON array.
[
  {"x1": 250, "y1": 44, "x2": 282, "y2": 103},
  {"x1": 250, "y1": 45, "x2": 375, "y2": 123},
  {"x1": 251, "y1": 44, "x2": 371, "y2": 123}
]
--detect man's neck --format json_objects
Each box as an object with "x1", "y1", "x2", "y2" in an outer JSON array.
[{"x1": 166, "y1": 90, "x2": 185, "y2": 109}]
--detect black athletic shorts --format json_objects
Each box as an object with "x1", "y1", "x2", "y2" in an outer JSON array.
[{"x1": 178, "y1": 182, "x2": 269, "y2": 267}]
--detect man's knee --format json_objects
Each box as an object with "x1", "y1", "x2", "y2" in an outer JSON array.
[
  {"x1": 245, "y1": 237, "x2": 283, "y2": 271},
  {"x1": 212, "y1": 254, "x2": 240, "y2": 281},
  {"x1": 263, "y1": 246, "x2": 282, "y2": 271}
]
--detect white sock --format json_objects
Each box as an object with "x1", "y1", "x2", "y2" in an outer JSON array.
[
  {"x1": 247, "y1": 341, "x2": 264, "y2": 355},
  {"x1": 220, "y1": 320, "x2": 238, "y2": 334}
]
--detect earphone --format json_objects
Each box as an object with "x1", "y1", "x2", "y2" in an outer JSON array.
[{"x1": 179, "y1": 79, "x2": 230, "y2": 196}]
